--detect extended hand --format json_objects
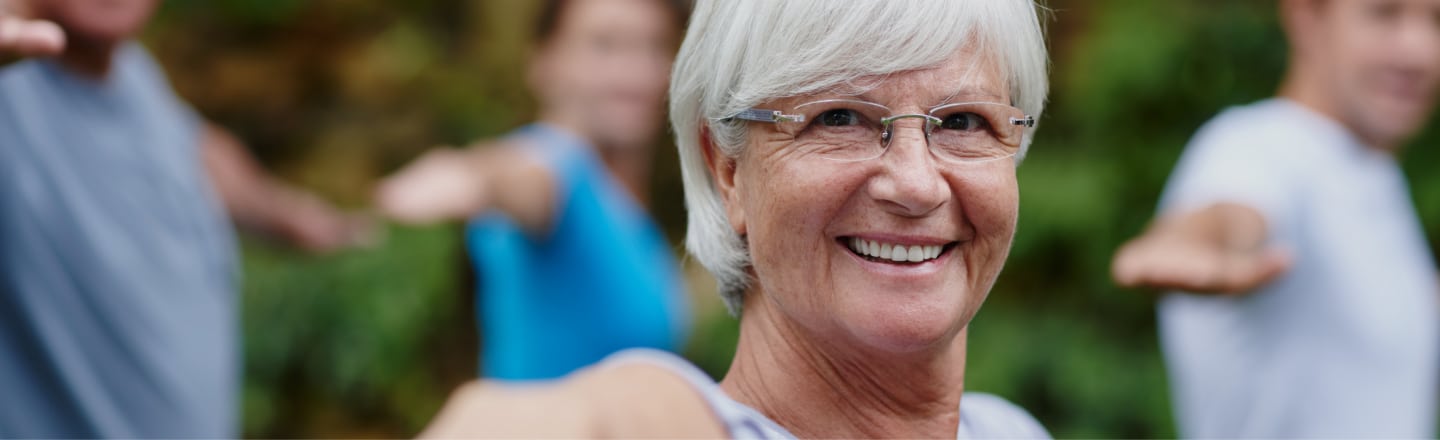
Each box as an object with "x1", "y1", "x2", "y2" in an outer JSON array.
[
  {"x1": 269, "y1": 190, "x2": 378, "y2": 253},
  {"x1": 1112, "y1": 203, "x2": 1291, "y2": 295},
  {"x1": 374, "y1": 147, "x2": 490, "y2": 225},
  {"x1": 0, "y1": 0, "x2": 64, "y2": 66}
]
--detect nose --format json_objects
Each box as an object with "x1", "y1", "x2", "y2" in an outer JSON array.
[{"x1": 867, "y1": 119, "x2": 950, "y2": 217}]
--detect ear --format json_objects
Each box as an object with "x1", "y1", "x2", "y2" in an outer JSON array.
[
  {"x1": 1280, "y1": 0, "x2": 1323, "y2": 56},
  {"x1": 525, "y1": 46, "x2": 553, "y2": 101},
  {"x1": 700, "y1": 124, "x2": 747, "y2": 237}
]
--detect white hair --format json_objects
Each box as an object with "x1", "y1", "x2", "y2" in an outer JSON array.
[{"x1": 670, "y1": 0, "x2": 1050, "y2": 314}]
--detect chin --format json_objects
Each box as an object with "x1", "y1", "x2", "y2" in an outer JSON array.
[
  {"x1": 49, "y1": 1, "x2": 157, "y2": 45},
  {"x1": 61, "y1": 20, "x2": 147, "y2": 46},
  {"x1": 1358, "y1": 115, "x2": 1424, "y2": 150},
  {"x1": 1354, "y1": 95, "x2": 1434, "y2": 148},
  {"x1": 835, "y1": 284, "x2": 977, "y2": 354}
]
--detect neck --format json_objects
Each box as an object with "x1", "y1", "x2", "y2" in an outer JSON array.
[
  {"x1": 598, "y1": 148, "x2": 652, "y2": 207},
  {"x1": 1278, "y1": 64, "x2": 1395, "y2": 151},
  {"x1": 56, "y1": 38, "x2": 119, "y2": 80},
  {"x1": 720, "y1": 292, "x2": 967, "y2": 438}
]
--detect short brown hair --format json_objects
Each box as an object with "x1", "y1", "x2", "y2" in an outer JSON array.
[{"x1": 533, "y1": 0, "x2": 691, "y2": 44}]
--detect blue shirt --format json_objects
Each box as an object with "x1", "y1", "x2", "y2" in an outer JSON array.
[
  {"x1": 0, "y1": 43, "x2": 238, "y2": 437},
  {"x1": 468, "y1": 124, "x2": 689, "y2": 380}
]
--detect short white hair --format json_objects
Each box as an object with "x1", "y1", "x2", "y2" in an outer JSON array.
[{"x1": 670, "y1": 0, "x2": 1050, "y2": 314}]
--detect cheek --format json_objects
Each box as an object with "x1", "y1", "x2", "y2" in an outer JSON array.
[
  {"x1": 957, "y1": 166, "x2": 1019, "y2": 238},
  {"x1": 953, "y1": 165, "x2": 1020, "y2": 281},
  {"x1": 740, "y1": 158, "x2": 857, "y2": 294}
]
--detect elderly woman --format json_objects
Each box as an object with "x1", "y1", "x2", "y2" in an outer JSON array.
[{"x1": 424, "y1": 0, "x2": 1050, "y2": 437}]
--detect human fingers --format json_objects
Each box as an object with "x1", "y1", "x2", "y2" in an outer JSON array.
[
  {"x1": 0, "y1": 17, "x2": 64, "y2": 61},
  {"x1": 1212, "y1": 247, "x2": 1292, "y2": 295}
]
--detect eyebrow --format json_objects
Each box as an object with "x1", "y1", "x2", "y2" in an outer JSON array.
[
  {"x1": 933, "y1": 88, "x2": 1007, "y2": 106},
  {"x1": 798, "y1": 84, "x2": 1008, "y2": 109}
]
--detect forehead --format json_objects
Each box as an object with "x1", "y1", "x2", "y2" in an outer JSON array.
[
  {"x1": 555, "y1": 0, "x2": 676, "y2": 38},
  {"x1": 1322, "y1": 0, "x2": 1440, "y2": 18},
  {"x1": 776, "y1": 46, "x2": 1009, "y2": 108}
]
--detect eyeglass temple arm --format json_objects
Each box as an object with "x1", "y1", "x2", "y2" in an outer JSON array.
[
  {"x1": 730, "y1": 108, "x2": 1030, "y2": 127},
  {"x1": 731, "y1": 109, "x2": 805, "y2": 123}
]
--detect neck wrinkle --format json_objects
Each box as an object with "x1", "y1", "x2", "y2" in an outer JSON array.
[{"x1": 720, "y1": 289, "x2": 967, "y2": 439}]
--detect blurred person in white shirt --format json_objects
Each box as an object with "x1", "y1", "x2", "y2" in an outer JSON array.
[{"x1": 1112, "y1": 0, "x2": 1440, "y2": 437}]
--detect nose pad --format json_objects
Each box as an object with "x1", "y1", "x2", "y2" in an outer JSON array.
[
  {"x1": 871, "y1": 117, "x2": 947, "y2": 217},
  {"x1": 880, "y1": 114, "x2": 937, "y2": 156}
]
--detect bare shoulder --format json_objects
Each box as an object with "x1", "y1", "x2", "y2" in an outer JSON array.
[
  {"x1": 420, "y1": 358, "x2": 727, "y2": 438},
  {"x1": 574, "y1": 356, "x2": 730, "y2": 438}
]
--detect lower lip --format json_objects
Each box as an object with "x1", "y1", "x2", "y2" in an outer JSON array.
[{"x1": 838, "y1": 240, "x2": 954, "y2": 278}]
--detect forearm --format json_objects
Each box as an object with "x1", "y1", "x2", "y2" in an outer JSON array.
[
  {"x1": 1113, "y1": 201, "x2": 1288, "y2": 294},
  {"x1": 197, "y1": 122, "x2": 321, "y2": 235},
  {"x1": 201, "y1": 123, "x2": 288, "y2": 232},
  {"x1": 1162, "y1": 202, "x2": 1270, "y2": 249},
  {"x1": 376, "y1": 139, "x2": 557, "y2": 232},
  {"x1": 201, "y1": 123, "x2": 366, "y2": 253}
]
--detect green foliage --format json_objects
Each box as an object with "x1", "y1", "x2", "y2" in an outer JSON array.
[{"x1": 239, "y1": 225, "x2": 472, "y2": 437}]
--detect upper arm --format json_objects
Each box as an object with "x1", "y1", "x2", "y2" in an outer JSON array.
[
  {"x1": 1152, "y1": 202, "x2": 1271, "y2": 249},
  {"x1": 418, "y1": 360, "x2": 728, "y2": 439},
  {"x1": 575, "y1": 362, "x2": 730, "y2": 438},
  {"x1": 199, "y1": 123, "x2": 242, "y2": 167},
  {"x1": 198, "y1": 123, "x2": 257, "y2": 214}
]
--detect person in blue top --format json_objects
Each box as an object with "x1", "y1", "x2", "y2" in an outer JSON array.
[{"x1": 376, "y1": 0, "x2": 691, "y2": 380}]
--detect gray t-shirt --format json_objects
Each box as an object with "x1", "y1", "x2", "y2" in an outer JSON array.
[
  {"x1": 603, "y1": 349, "x2": 1051, "y2": 439},
  {"x1": 0, "y1": 43, "x2": 239, "y2": 437},
  {"x1": 1158, "y1": 98, "x2": 1439, "y2": 437}
]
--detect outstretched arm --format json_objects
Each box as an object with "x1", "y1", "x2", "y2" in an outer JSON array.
[
  {"x1": 201, "y1": 123, "x2": 371, "y2": 253},
  {"x1": 1112, "y1": 202, "x2": 1291, "y2": 295},
  {"x1": 421, "y1": 362, "x2": 727, "y2": 438},
  {"x1": 374, "y1": 140, "x2": 558, "y2": 233}
]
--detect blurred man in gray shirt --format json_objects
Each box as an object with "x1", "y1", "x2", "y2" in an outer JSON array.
[{"x1": 0, "y1": 0, "x2": 368, "y2": 436}]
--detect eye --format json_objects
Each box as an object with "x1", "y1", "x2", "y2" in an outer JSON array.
[
  {"x1": 938, "y1": 112, "x2": 989, "y2": 131},
  {"x1": 817, "y1": 109, "x2": 863, "y2": 127},
  {"x1": 1366, "y1": 0, "x2": 1403, "y2": 22}
]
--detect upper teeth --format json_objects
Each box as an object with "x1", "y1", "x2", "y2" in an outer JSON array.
[{"x1": 847, "y1": 237, "x2": 944, "y2": 263}]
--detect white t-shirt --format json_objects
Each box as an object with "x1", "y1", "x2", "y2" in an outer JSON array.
[
  {"x1": 1158, "y1": 98, "x2": 1440, "y2": 438},
  {"x1": 603, "y1": 349, "x2": 1050, "y2": 439}
]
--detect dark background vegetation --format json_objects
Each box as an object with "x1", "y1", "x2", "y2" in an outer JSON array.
[{"x1": 137, "y1": 0, "x2": 1440, "y2": 437}]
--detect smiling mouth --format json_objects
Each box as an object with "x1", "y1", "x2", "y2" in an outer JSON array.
[{"x1": 839, "y1": 237, "x2": 956, "y2": 265}]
